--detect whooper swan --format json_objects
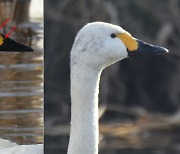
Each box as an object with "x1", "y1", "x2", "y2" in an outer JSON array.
[{"x1": 68, "y1": 22, "x2": 168, "y2": 154}]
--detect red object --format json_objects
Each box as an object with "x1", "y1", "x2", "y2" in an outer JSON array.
[
  {"x1": 5, "y1": 27, "x2": 16, "y2": 38},
  {"x1": 0, "y1": 18, "x2": 10, "y2": 30}
]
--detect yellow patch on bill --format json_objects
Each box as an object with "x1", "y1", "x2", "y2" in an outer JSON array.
[
  {"x1": 0, "y1": 35, "x2": 4, "y2": 46},
  {"x1": 117, "y1": 32, "x2": 138, "y2": 51}
]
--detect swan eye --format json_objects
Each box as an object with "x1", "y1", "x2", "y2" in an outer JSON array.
[{"x1": 111, "y1": 33, "x2": 116, "y2": 38}]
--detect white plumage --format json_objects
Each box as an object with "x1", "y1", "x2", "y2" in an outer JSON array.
[
  {"x1": 0, "y1": 139, "x2": 43, "y2": 154},
  {"x1": 68, "y1": 22, "x2": 128, "y2": 154},
  {"x1": 68, "y1": 22, "x2": 168, "y2": 154}
]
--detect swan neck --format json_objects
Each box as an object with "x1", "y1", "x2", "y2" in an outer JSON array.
[{"x1": 68, "y1": 65, "x2": 101, "y2": 154}]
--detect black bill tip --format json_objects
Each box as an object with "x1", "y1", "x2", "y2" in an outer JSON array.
[
  {"x1": 0, "y1": 34, "x2": 33, "y2": 52},
  {"x1": 128, "y1": 39, "x2": 169, "y2": 56}
]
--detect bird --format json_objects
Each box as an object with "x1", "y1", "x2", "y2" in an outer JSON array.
[
  {"x1": 0, "y1": 34, "x2": 33, "y2": 51},
  {"x1": 68, "y1": 22, "x2": 168, "y2": 154}
]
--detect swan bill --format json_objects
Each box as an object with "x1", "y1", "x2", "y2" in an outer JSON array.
[
  {"x1": 116, "y1": 33, "x2": 138, "y2": 51},
  {"x1": 127, "y1": 39, "x2": 169, "y2": 56},
  {"x1": 0, "y1": 34, "x2": 33, "y2": 52},
  {"x1": 116, "y1": 32, "x2": 168, "y2": 56}
]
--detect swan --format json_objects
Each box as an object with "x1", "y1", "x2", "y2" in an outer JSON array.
[{"x1": 68, "y1": 22, "x2": 168, "y2": 154}]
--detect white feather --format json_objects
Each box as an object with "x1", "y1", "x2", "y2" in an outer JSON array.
[
  {"x1": 68, "y1": 22, "x2": 128, "y2": 154},
  {"x1": 0, "y1": 139, "x2": 43, "y2": 154}
]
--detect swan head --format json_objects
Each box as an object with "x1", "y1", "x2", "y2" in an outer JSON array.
[{"x1": 71, "y1": 22, "x2": 168, "y2": 70}]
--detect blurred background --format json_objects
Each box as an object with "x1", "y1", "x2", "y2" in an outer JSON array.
[
  {"x1": 0, "y1": 0, "x2": 43, "y2": 145},
  {"x1": 45, "y1": 0, "x2": 180, "y2": 154}
]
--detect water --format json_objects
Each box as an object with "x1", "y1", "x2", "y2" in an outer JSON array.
[
  {"x1": 0, "y1": 0, "x2": 43, "y2": 145},
  {"x1": 0, "y1": 51, "x2": 43, "y2": 145},
  {"x1": 46, "y1": 105, "x2": 180, "y2": 153}
]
